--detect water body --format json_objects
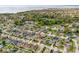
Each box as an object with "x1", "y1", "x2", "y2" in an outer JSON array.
[{"x1": 0, "y1": 5, "x2": 79, "y2": 13}]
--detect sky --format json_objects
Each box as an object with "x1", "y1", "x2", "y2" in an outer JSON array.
[{"x1": 0, "y1": 5, "x2": 79, "y2": 13}]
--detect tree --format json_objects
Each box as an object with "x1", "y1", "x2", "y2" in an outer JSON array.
[
  {"x1": 14, "y1": 20, "x2": 24, "y2": 26},
  {"x1": 0, "y1": 29, "x2": 2, "y2": 34},
  {"x1": 2, "y1": 40, "x2": 6, "y2": 46}
]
